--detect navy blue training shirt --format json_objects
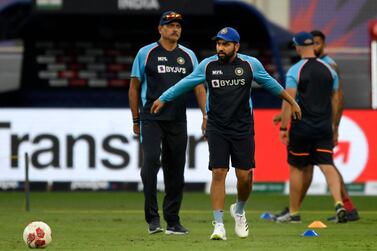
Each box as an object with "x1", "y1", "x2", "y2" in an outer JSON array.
[
  {"x1": 160, "y1": 54, "x2": 284, "y2": 135},
  {"x1": 286, "y1": 57, "x2": 339, "y2": 137},
  {"x1": 131, "y1": 42, "x2": 198, "y2": 121}
]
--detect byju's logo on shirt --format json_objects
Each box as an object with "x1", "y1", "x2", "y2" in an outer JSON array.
[
  {"x1": 211, "y1": 79, "x2": 246, "y2": 88},
  {"x1": 157, "y1": 65, "x2": 187, "y2": 74}
]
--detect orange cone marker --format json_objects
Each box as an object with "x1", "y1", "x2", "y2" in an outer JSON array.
[{"x1": 308, "y1": 221, "x2": 327, "y2": 228}]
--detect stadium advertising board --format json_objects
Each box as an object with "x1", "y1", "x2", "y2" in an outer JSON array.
[
  {"x1": 252, "y1": 110, "x2": 377, "y2": 184},
  {"x1": 32, "y1": 0, "x2": 214, "y2": 14},
  {"x1": 371, "y1": 20, "x2": 377, "y2": 109},
  {"x1": 0, "y1": 109, "x2": 376, "y2": 185}
]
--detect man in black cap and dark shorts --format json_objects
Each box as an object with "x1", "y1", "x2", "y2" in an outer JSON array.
[{"x1": 276, "y1": 31, "x2": 347, "y2": 224}]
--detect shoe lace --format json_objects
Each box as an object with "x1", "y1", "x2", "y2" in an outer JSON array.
[{"x1": 235, "y1": 213, "x2": 247, "y2": 226}]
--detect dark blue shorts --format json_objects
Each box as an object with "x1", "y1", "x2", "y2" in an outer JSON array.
[
  {"x1": 207, "y1": 131, "x2": 255, "y2": 170},
  {"x1": 287, "y1": 133, "x2": 334, "y2": 167}
]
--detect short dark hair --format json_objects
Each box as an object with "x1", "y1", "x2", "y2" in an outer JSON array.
[{"x1": 310, "y1": 30, "x2": 326, "y2": 41}]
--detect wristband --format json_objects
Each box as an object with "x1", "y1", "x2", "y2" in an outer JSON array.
[
  {"x1": 279, "y1": 127, "x2": 287, "y2": 131},
  {"x1": 203, "y1": 115, "x2": 208, "y2": 119},
  {"x1": 133, "y1": 118, "x2": 140, "y2": 124}
]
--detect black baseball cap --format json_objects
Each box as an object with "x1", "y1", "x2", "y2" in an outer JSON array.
[{"x1": 159, "y1": 11, "x2": 183, "y2": 25}]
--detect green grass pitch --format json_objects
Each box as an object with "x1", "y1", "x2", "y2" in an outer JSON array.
[{"x1": 0, "y1": 192, "x2": 376, "y2": 250}]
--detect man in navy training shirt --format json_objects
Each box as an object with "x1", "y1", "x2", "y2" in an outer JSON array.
[
  {"x1": 151, "y1": 27, "x2": 301, "y2": 240},
  {"x1": 273, "y1": 30, "x2": 359, "y2": 222},
  {"x1": 129, "y1": 11, "x2": 207, "y2": 235},
  {"x1": 311, "y1": 30, "x2": 358, "y2": 221},
  {"x1": 276, "y1": 31, "x2": 347, "y2": 224}
]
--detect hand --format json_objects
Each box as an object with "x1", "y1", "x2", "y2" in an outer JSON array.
[
  {"x1": 133, "y1": 123, "x2": 140, "y2": 135},
  {"x1": 290, "y1": 103, "x2": 302, "y2": 120},
  {"x1": 279, "y1": 130, "x2": 289, "y2": 145},
  {"x1": 202, "y1": 116, "x2": 207, "y2": 140},
  {"x1": 273, "y1": 113, "x2": 282, "y2": 125},
  {"x1": 150, "y1": 99, "x2": 165, "y2": 114}
]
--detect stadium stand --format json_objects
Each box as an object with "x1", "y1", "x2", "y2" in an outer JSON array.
[{"x1": 0, "y1": 0, "x2": 297, "y2": 108}]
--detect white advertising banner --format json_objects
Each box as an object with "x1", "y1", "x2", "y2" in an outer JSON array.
[
  {"x1": 0, "y1": 109, "x2": 238, "y2": 183},
  {"x1": 1, "y1": 109, "x2": 376, "y2": 186}
]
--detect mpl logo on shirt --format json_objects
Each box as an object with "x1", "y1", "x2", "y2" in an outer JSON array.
[
  {"x1": 157, "y1": 65, "x2": 186, "y2": 74},
  {"x1": 158, "y1": 57, "x2": 168, "y2": 62},
  {"x1": 212, "y1": 70, "x2": 223, "y2": 75}
]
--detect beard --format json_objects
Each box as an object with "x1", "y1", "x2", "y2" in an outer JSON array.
[
  {"x1": 217, "y1": 49, "x2": 236, "y2": 63},
  {"x1": 314, "y1": 50, "x2": 321, "y2": 57}
]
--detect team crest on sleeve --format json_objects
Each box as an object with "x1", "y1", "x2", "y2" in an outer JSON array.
[
  {"x1": 177, "y1": 57, "x2": 185, "y2": 65},
  {"x1": 235, "y1": 67, "x2": 244, "y2": 76}
]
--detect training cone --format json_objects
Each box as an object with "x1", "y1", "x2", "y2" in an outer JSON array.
[
  {"x1": 308, "y1": 221, "x2": 327, "y2": 228},
  {"x1": 301, "y1": 229, "x2": 319, "y2": 237},
  {"x1": 260, "y1": 212, "x2": 274, "y2": 220}
]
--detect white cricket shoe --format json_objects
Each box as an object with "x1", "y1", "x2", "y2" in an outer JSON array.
[
  {"x1": 230, "y1": 203, "x2": 249, "y2": 238},
  {"x1": 210, "y1": 222, "x2": 227, "y2": 240}
]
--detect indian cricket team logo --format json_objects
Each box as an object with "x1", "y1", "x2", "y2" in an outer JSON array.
[
  {"x1": 220, "y1": 28, "x2": 228, "y2": 34},
  {"x1": 235, "y1": 67, "x2": 243, "y2": 76},
  {"x1": 177, "y1": 57, "x2": 185, "y2": 65}
]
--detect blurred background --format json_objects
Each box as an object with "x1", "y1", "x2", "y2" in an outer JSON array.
[{"x1": 0, "y1": 0, "x2": 376, "y2": 194}]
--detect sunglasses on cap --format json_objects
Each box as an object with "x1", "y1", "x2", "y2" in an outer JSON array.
[{"x1": 162, "y1": 12, "x2": 182, "y2": 21}]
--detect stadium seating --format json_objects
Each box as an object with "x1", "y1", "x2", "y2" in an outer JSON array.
[
  {"x1": 35, "y1": 41, "x2": 132, "y2": 88},
  {"x1": 0, "y1": 1, "x2": 296, "y2": 108}
]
